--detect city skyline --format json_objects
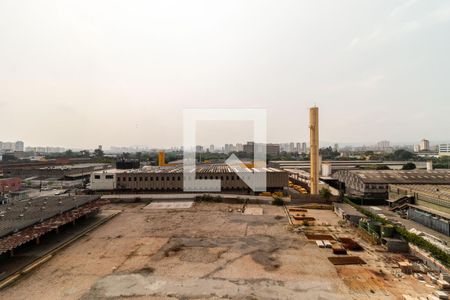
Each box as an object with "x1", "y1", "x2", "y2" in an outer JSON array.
[{"x1": 1, "y1": 137, "x2": 447, "y2": 154}]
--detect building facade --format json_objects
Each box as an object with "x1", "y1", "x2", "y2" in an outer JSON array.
[
  {"x1": 0, "y1": 178, "x2": 21, "y2": 193},
  {"x1": 243, "y1": 142, "x2": 280, "y2": 156},
  {"x1": 439, "y1": 144, "x2": 450, "y2": 157},
  {"x1": 419, "y1": 139, "x2": 430, "y2": 151},
  {"x1": 90, "y1": 165, "x2": 288, "y2": 193},
  {"x1": 332, "y1": 170, "x2": 450, "y2": 200}
]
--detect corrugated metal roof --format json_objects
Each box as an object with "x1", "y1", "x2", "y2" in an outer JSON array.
[
  {"x1": 94, "y1": 164, "x2": 286, "y2": 175},
  {"x1": 334, "y1": 170, "x2": 450, "y2": 184}
]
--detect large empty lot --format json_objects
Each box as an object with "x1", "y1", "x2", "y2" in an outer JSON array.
[{"x1": 1, "y1": 201, "x2": 429, "y2": 299}]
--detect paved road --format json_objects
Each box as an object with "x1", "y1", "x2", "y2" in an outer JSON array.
[{"x1": 362, "y1": 205, "x2": 450, "y2": 246}]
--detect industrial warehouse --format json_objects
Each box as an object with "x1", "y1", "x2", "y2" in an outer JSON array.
[
  {"x1": 3, "y1": 163, "x2": 110, "y2": 180},
  {"x1": 389, "y1": 185, "x2": 450, "y2": 237},
  {"x1": 332, "y1": 169, "x2": 450, "y2": 200},
  {"x1": 89, "y1": 164, "x2": 289, "y2": 192}
]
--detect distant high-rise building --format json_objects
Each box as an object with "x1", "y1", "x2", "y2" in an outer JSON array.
[
  {"x1": 15, "y1": 141, "x2": 24, "y2": 152},
  {"x1": 267, "y1": 143, "x2": 280, "y2": 156},
  {"x1": 209, "y1": 144, "x2": 214, "y2": 152},
  {"x1": 0, "y1": 142, "x2": 14, "y2": 152},
  {"x1": 296, "y1": 142, "x2": 301, "y2": 154},
  {"x1": 236, "y1": 143, "x2": 243, "y2": 152},
  {"x1": 195, "y1": 145, "x2": 204, "y2": 153},
  {"x1": 289, "y1": 142, "x2": 295, "y2": 153},
  {"x1": 224, "y1": 144, "x2": 231, "y2": 154},
  {"x1": 243, "y1": 142, "x2": 279, "y2": 156},
  {"x1": 243, "y1": 142, "x2": 254, "y2": 154},
  {"x1": 413, "y1": 144, "x2": 420, "y2": 153},
  {"x1": 333, "y1": 143, "x2": 339, "y2": 152},
  {"x1": 439, "y1": 144, "x2": 450, "y2": 157},
  {"x1": 419, "y1": 139, "x2": 430, "y2": 151},
  {"x1": 377, "y1": 140, "x2": 390, "y2": 151},
  {"x1": 301, "y1": 142, "x2": 307, "y2": 154}
]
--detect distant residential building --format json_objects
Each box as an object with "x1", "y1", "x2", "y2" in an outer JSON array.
[
  {"x1": 0, "y1": 141, "x2": 25, "y2": 152},
  {"x1": 439, "y1": 144, "x2": 450, "y2": 157},
  {"x1": 25, "y1": 146, "x2": 65, "y2": 153},
  {"x1": 267, "y1": 143, "x2": 280, "y2": 156},
  {"x1": 236, "y1": 143, "x2": 243, "y2": 152},
  {"x1": 419, "y1": 139, "x2": 430, "y2": 151},
  {"x1": 377, "y1": 140, "x2": 390, "y2": 151},
  {"x1": 333, "y1": 143, "x2": 339, "y2": 152},
  {"x1": 0, "y1": 142, "x2": 14, "y2": 152},
  {"x1": 413, "y1": 144, "x2": 420, "y2": 153},
  {"x1": 243, "y1": 142, "x2": 254, "y2": 154},
  {"x1": 296, "y1": 142, "x2": 307, "y2": 154},
  {"x1": 243, "y1": 142, "x2": 280, "y2": 156},
  {"x1": 195, "y1": 145, "x2": 204, "y2": 153},
  {"x1": 15, "y1": 141, "x2": 24, "y2": 152},
  {"x1": 209, "y1": 144, "x2": 214, "y2": 152},
  {"x1": 296, "y1": 142, "x2": 301, "y2": 154},
  {"x1": 289, "y1": 142, "x2": 295, "y2": 153}
]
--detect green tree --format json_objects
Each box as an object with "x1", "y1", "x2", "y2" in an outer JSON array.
[
  {"x1": 376, "y1": 165, "x2": 390, "y2": 170},
  {"x1": 319, "y1": 147, "x2": 340, "y2": 160},
  {"x1": 94, "y1": 148, "x2": 104, "y2": 158},
  {"x1": 80, "y1": 150, "x2": 90, "y2": 157},
  {"x1": 64, "y1": 149, "x2": 74, "y2": 157},
  {"x1": 390, "y1": 149, "x2": 414, "y2": 160},
  {"x1": 319, "y1": 188, "x2": 332, "y2": 200}
]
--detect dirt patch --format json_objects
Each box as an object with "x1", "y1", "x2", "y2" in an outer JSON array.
[
  {"x1": 135, "y1": 267, "x2": 155, "y2": 275},
  {"x1": 250, "y1": 250, "x2": 281, "y2": 271},
  {"x1": 152, "y1": 240, "x2": 186, "y2": 260},
  {"x1": 229, "y1": 214, "x2": 282, "y2": 226},
  {"x1": 179, "y1": 247, "x2": 223, "y2": 263},
  {"x1": 336, "y1": 266, "x2": 390, "y2": 297},
  {"x1": 151, "y1": 235, "x2": 297, "y2": 271}
]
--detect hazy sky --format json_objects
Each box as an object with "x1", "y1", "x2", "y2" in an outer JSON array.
[{"x1": 1, "y1": 0, "x2": 449, "y2": 149}]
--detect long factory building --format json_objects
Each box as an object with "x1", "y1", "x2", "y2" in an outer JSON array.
[
  {"x1": 89, "y1": 164, "x2": 288, "y2": 192},
  {"x1": 269, "y1": 160, "x2": 429, "y2": 173},
  {"x1": 389, "y1": 185, "x2": 450, "y2": 237},
  {"x1": 332, "y1": 170, "x2": 450, "y2": 200}
]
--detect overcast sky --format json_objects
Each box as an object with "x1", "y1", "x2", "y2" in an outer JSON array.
[{"x1": 1, "y1": 0, "x2": 449, "y2": 149}]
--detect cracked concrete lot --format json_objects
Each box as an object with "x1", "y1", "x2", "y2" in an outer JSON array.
[{"x1": 0, "y1": 202, "x2": 426, "y2": 299}]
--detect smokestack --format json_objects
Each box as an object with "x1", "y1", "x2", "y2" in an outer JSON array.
[
  {"x1": 309, "y1": 106, "x2": 319, "y2": 195},
  {"x1": 158, "y1": 151, "x2": 166, "y2": 166}
]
